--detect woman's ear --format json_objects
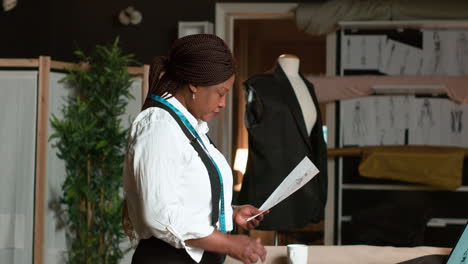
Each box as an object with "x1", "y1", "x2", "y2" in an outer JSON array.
[{"x1": 188, "y1": 83, "x2": 198, "y2": 94}]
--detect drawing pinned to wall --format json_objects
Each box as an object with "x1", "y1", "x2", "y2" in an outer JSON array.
[
  {"x1": 440, "y1": 30, "x2": 468, "y2": 76},
  {"x1": 373, "y1": 96, "x2": 408, "y2": 145},
  {"x1": 374, "y1": 96, "x2": 390, "y2": 145},
  {"x1": 455, "y1": 31, "x2": 468, "y2": 75},
  {"x1": 341, "y1": 97, "x2": 376, "y2": 146},
  {"x1": 380, "y1": 39, "x2": 422, "y2": 75},
  {"x1": 422, "y1": 30, "x2": 448, "y2": 75},
  {"x1": 381, "y1": 40, "x2": 396, "y2": 74},
  {"x1": 398, "y1": 95, "x2": 413, "y2": 130},
  {"x1": 409, "y1": 98, "x2": 442, "y2": 145},
  {"x1": 451, "y1": 107, "x2": 463, "y2": 134},
  {"x1": 352, "y1": 101, "x2": 368, "y2": 139},
  {"x1": 440, "y1": 100, "x2": 468, "y2": 147},
  {"x1": 342, "y1": 96, "x2": 467, "y2": 147},
  {"x1": 403, "y1": 46, "x2": 423, "y2": 75},
  {"x1": 341, "y1": 35, "x2": 386, "y2": 70}
]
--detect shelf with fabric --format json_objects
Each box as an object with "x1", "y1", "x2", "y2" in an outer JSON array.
[{"x1": 328, "y1": 19, "x2": 468, "y2": 247}]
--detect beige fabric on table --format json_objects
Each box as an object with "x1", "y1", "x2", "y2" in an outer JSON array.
[
  {"x1": 296, "y1": 0, "x2": 468, "y2": 36},
  {"x1": 225, "y1": 245, "x2": 451, "y2": 264},
  {"x1": 305, "y1": 75, "x2": 468, "y2": 103}
]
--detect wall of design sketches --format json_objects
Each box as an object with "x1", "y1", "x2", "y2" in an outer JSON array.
[
  {"x1": 339, "y1": 28, "x2": 468, "y2": 147},
  {"x1": 341, "y1": 30, "x2": 468, "y2": 76},
  {"x1": 340, "y1": 95, "x2": 468, "y2": 147}
]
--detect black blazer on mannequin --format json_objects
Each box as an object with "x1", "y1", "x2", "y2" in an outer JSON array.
[{"x1": 238, "y1": 65, "x2": 328, "y2": 230}]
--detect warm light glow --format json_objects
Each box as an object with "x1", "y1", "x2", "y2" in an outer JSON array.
[
  {"x1": 233, "y1": 183, "x2": 242, "y2": 192},
  {"x1": 233, "y1": 148, "x2": 248, "y2": 174}
]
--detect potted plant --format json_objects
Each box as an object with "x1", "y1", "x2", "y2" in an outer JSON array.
[{"x1": 50, "y1": 38, "x2": 137, "y2": 264}]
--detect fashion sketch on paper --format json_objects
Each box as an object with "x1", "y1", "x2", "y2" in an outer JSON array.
[
  {"x1": 456, "y1": 32, "x2": 468, "y2": 75},
  {"x1": 451, "y1": 109, "x2": 463, "y2": 134},
  {"x1": 352, "y1": 101, "x2": 368, "y2": 141},
  {"x1": 417, "y1": 99, "x2": 435, "y2": 144},
  {"x1": 427, "y1": 31, "x2": 446, "y2": 75},
  {"x1": 361, "y1": 37, "x2": 367, "y2": 66}
]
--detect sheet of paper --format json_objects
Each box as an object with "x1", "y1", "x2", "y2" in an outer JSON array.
[
  {"x1": 440, "y1": 99, "x2": 468, "y2": 147},
  {"x1": 408, "y1": 98, "x2": 442, "y2": 145},
  {"x1": 341, "y1": 97, "x2": 377, "y2": 146},
  {"x1": 373, "y1": 96, "x2": 408, "y2": 145},
  {"x1": 444, "y1": 30, "x2": 468, "y2": 76},
  {"x1": 422, "y1": 30, "x2": 449, "y2": 75},
  {"x1": 247, "y1": 157, "x2": 319, "y2": 221},
  {"x1": 341, "y1": 35, "x2": 386, "y2": 70},
  {"x1": 380, "y1": 40, "x2": 421, "y2": 75},
  {"x1": 422, "y1": 30, "x2": 468, "y2": 76},
  {"x1": 453, "y1": 31, "x2": 468, "y2": 75},
  {"x1": 402, "y1": 46, "x2": 423, "y2": 75}
]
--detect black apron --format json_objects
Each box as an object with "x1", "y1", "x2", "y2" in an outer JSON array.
[{"x1": 132, "y1": 236, "x2": 224, "y2": 264}]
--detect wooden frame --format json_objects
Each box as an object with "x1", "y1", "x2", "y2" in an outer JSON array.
[
  {"x1": 0, "y1": 58, "x2": 149, "y2": 264},
  {"x1": 215, "y1": 2, "x2": 298, "y2": 169},
  {"x1": 34, "y1": 56, "x2": 51, "y2": 264}
]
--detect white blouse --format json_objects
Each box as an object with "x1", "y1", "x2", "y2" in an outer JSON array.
[{"x1": 123, "y1": 96, "x2": 233, "y2": 262}]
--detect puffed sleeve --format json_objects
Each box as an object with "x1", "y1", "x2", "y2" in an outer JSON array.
[{"x1": 129, "y1": 114, "x2": 215, "y2": 250}]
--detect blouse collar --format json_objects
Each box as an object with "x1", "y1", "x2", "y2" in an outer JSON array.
[{"x1": 166, "y1": 95, "x2": 209, "y2": 135}]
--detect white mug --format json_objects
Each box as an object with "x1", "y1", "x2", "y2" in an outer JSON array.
[{"x1": 287, "y1": 244, "x2": 308, "y2": 264}]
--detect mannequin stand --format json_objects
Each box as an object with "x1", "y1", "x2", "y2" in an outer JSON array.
[{"x1": 274, "y1": 231, "x2": 279, "y2": 246}]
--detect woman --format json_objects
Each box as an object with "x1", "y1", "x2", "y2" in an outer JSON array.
[{"x1": 123, "y1": 34, "x2": 267, "y2": 264}]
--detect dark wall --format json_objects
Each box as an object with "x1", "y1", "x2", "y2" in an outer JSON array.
[
  {"x1": 1, "y1": 0, "x2": 324, "y2": 64},
  {"x1": 1, "y1": 0, "x2": 215, "y2": 63},
  {"x1": 1, "y1": 0, "x2": 52, "y2": 58}
]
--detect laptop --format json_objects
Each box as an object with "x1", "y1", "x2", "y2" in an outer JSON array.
[{"x1": 399, "y1": 222, "x2": 468, "y2": 264}]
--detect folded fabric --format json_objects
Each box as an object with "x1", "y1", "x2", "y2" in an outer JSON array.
[{"x1": 359, "y1": 146, "x2": 465, "y2": 190}]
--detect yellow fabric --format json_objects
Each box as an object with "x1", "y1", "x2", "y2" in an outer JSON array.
[{"x1": 358, "y1": 146, "x2": 465, "y2": 190}]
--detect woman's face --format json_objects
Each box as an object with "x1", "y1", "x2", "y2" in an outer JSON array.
[{"x1": 190, "y1": 74, "x2": 235, "y2": 122}]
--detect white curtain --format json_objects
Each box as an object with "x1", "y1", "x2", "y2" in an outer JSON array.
[
  {"x1": 44, "y1": 72, "x2": 73, "y2": 263},
  {"x1": 0, "y1": 71, "x2": 37, "y2": 264}
]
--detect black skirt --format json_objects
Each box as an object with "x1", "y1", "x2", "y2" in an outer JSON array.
[{"x1": 131, "y1": 236, "x2": 225, "y2": 264}]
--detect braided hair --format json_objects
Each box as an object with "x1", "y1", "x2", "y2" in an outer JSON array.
[{"x1": 142, "y1": 34, "x2": 235, "y2": 110}]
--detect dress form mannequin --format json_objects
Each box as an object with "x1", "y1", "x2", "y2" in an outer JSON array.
[
  {"x1": 277, "y1": 54, "x2": 317, "y2": 135},
  {"x1": 239, "y1": 53, "x2": 328, "y2": 231}
]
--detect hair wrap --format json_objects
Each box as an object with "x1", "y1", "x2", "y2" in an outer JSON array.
[
  {"x1": 166, "y1": 34, "x2": 235, "y2": 86},
  {"x1": 144, "y1": 34, "x2": 235, "y2": 107}
]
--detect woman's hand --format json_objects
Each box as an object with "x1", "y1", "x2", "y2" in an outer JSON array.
[
  {"x1": 186, "y1": 231, "x2": 267, "y2": 264},
  {"x1": 233, "y1": 205, "x2": 269, "y2": 230},
  {"x1": 227, "y1": 234, "x2": 266, "y2": 264}
]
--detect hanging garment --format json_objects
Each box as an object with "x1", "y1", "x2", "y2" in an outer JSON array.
[{"x1": 238, "y1": 65, "x2": 328, "y2": 230}]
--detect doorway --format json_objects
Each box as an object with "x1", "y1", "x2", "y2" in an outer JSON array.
[{"x1": 231, "y1": 17, "x2": 327, "y2": 245}]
